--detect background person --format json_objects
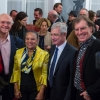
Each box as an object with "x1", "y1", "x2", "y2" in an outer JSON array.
[
  {"x1": 88, "y1": 10, "x2": 100, "y2": 39},
  {"x1": 48, "y1": 10, "x2": 61, "y2": 32},
  {"x1": 10, "y1": 11, "x2": 28, "y2": 41},
  {"x1": 10, "y1": 10, "x2": 18, "y2": 21},
  {"x1": 53, "y1": 3, "x2": 65, "y2": 22},
  {"x1": 33, "y1": 8, "x2": 43, "y2": 25},
  {"x1": 35, "y1": 18, "x2": 51, "y2": 51},
  {"x1": 66, "y1": 10, "x2": 77, "y2": 38}
]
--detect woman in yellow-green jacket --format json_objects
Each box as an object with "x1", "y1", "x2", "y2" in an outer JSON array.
[{"x1": 10, "y1": 31, "x2": 49, "y2": 100}]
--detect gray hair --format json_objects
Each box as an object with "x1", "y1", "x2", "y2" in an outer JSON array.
[
  {"x1": 96, "y1": 10, "x2": 100, "y2": 17},
  {"x1": 80, "y1": 8, "x2": 88, "y2": 12},
  {"x1": 51, "y1": 22, "x2": 67, "y2": 34}
]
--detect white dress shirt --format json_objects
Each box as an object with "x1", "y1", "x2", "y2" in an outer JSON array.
[{"x1": 49, "y1": 41, "x2": 67, "y2": 75}]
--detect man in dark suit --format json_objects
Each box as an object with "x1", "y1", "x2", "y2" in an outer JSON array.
[
  {"x1": 0, "y1": 13, "x2": 24, "y2": 100},
  {"x1": 46, "y1": 22, "x2": 77, "y2": 100},
  {"x1": 48, "y1": 10, "x2": 61, "y2": 32},
  {"x1": 66, "y1": 16, "x2": 100, "y2": 100}
]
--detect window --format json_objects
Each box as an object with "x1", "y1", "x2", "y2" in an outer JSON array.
[
  {"x1": 7, "y1": 0, "x2": 48, "y2": 24},
  {"x1": 85, "y1": 0, "x2": 100, "y2": 12}
]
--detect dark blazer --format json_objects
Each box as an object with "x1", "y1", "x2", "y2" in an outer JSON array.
[
  {"x1": 46, "y1": 42, "x2": 77, "y2": 100},
  {"x1": 58, "y1": 14, "x2": 65, "y2": 22},
  {"x1": 9, "y1": 35, "x2": 24, "y2": 80},
  {"x1": 48, "y1": 18, "x2": 61, "y2": 32},
  {"x1": 65, "y1": 38, "x2": 100, "y2": 100},
  {"x1": 0, "y1": 35, "x2": 24, "y2": 99}
]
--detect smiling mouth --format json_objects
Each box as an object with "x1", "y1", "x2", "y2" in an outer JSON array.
[
  {"x1": 78, "y1": 34, "x2": 86, "y2": 38},
  {"x1": 52, "y1": 40, "x2": 57, "y2": 42},
  {"x1": 27, "y1": 44, "x2": 33, "y2": 46}
]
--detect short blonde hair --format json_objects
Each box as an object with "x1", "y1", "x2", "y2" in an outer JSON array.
[{"x1": 35, "y1": 18, "x2": 51, "y2": 28}]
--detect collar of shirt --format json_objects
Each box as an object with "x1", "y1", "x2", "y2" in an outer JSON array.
[
  {"x1": 56, "y1": 41, "x2": 67, "y2": 53},
  {"x1": 53, "y1": 18, "x2": 58, "y2": 24},
  {"x1": 0, "y1": 34, "x2": 10, "y2": 44}
]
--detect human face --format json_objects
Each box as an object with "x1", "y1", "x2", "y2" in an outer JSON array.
[
  {"x1": 79, "y1": 10, "x2": 88, "y2": 17},
  {"x1": 11, "y1": 11, "x2": 18, "y2": 21},
  {"x1": 51, "y1": 27, "x2": 66, "y2": 46},
  {"x1": 74, "y1": 20, "x2": 93, "y2": 43},
  {"x1": 25, "y1": 32, "x2": 38, "y2": 50},
  {"x1": 48, "y1": 13, "x2": 54, "y2": 23},
  {"x1": 93, "y1": 13, "x2": 97, "y2": 22},
  {"x1": 55, "y1": 5, "x2": 62, "y2": 14},
  {"x1": 68, "y1": 15, "x2": 75, "y2": 21},
  {"x1": 34, "y1": 11, "x2": 42, "y2": 20},
  {"x1": 19, "y1": 17, "x2": 27, "y2": 26},
  {"x1": 40, "y1": 21, "x2": 48, "y2": 32},
  {"x1": 0, "y1": 15, "x2": 13, "y2": 35}
]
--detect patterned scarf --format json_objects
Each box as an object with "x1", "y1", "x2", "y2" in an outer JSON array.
[
  {"x1": 21, "y1": 48, "x2": 36, "y2": 74},
  {"x1": 74, "y1": 35, "x2": 95, "y2": 91}
]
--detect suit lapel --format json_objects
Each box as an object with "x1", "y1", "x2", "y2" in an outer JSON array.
[
  {"x1": 55, "y1": 18, "x2": 60, "y2": 23},
  {"x1": 48, "y1": 45, "x2": 56, "y2": 75},
  {"x1": 50, "y1": 45, "x2": 56, "y2": 62},
  {"x1": 82, "y1": 37, "x2": 96, "y2": 72},
  {"x1": 54, "y1": 43, "x2": 69, "y2": 75},
  {"x1": 9, "y1": 35, "x2": 16, "y2": 74}
]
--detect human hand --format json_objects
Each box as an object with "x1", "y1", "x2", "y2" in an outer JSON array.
[
  {"x1": 44, "y1": 45, "x2": 51, "y2": 50},
  {"x1": 96, "y1": 25, "x2": 99, "y2": 31},
  {"x1": 80, "y1": 91, "x2": 91, "y2": 100},
  {"x1": 14, "y1": 90, "x2": 22, "y2": 99}
]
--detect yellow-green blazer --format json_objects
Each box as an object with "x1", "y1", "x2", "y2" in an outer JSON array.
[{"x1": 10, "y1": 46, "x2": 49, "y2": 91}]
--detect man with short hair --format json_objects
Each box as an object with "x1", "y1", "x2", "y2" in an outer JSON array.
[
  {"x1": 79, "y1": 8, "x2": 89, "y2": 17},
  {"x1": 0, "y1": 13, "x2": 24, "y2": 100},
  {"x1": 46, "y1": 22, "x2": 77, "y2": 100},
  {"x1": 10, "y1": 10, "x2": 18, "y2": 21},
  {"x1": 66, "y1": 16, "x2": 100, "y2": 100},
  {"x1": 33, "y1": 8, "x2": 43, "y2": 25},
  {"x1": 53, "y1": 3, "x2": 65, "y2": 22}
]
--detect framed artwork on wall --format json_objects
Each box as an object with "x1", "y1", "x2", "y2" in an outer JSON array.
[{"x1": 61, "y1": 0, "x2": 85, "y2": 22}]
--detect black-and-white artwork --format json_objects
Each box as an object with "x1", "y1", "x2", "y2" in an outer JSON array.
[{"x1": 61, "y1": 0, "x2": 85, "y2": 22}]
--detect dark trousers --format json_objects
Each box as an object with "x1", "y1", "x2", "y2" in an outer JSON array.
[
  {"x1": 2, "y1": 85, "x2": 13, "y2": 100},
  {"x1": 20, "y1": 84, "x2": 37, "y2": 100},
  {"x1": 75, "y1": 90, "x2": 85, "y2": 100}
]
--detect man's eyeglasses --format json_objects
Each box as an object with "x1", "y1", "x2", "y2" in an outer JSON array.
[{"x1": 74, "y1": 26, "x2": 88, "y2": 32}]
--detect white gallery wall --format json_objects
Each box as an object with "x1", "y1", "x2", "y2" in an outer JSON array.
[
  {"x1": 0, "y1": 0, "x2": 7, "y2": 14},
  {"x1": 0, "y1": 0, "x2": 100, "y2": 23}
]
